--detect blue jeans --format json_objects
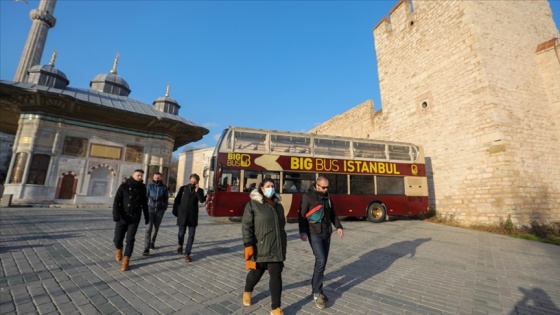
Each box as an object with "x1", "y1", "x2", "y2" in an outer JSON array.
[
  {"x1": 178, "y1": 225, "x2": 196, "y2": 255},
  {"x1": 309, "y1": 234, "x2": 331, "y2": 294},
  {"x1": 145, "y1": 210, "x2": 165, "y2": 250}
]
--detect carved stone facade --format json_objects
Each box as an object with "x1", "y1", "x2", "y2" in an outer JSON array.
[{"x1": 311, "y1": 0, "x2": 560, "y2": 225}]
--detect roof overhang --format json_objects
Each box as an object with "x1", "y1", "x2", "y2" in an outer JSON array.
[{"x1": 0, "y1": 81, "x2": 209, "y2": 150}]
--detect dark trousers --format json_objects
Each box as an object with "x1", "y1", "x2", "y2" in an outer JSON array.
[
  {"x1": 178, "y1": 225, "x2": 196, "y2": 255},
  {"x1": 244, "y1": 262, "x2": 283, "y2": 309},
  {"x1": 309, "y1": 234, "x2": 331, "y2": 294},
  {"x1": 145, "y1": 210, "x2": 165, "y2": 250},
  {"x1": 113, "y1": 218, "x2": 140, "y2": 257}
]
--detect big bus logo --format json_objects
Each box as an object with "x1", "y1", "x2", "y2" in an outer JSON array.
[{"x1": 227, "y1": 153, "x2": 251, "y2": 167}]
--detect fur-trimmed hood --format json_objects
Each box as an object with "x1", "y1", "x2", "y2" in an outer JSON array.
[{"x1": 249, "y1": 189, "x2": 282, "y2": 204}]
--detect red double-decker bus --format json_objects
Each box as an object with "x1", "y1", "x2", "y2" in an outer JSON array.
[{"x1": 205, "y1": 127, "x2": 429, "y2": 223}]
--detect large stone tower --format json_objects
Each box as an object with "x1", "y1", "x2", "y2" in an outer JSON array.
[
  {"x1": 313, "y1": 0, "x2": 559, "y2": 224},
  {"x1": 14, "y1": 0, "x2": 57, "y2": 82}
]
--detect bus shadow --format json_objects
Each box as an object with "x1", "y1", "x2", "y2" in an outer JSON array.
[{"x1": 283, "y1": 237, "x2": 431, "y2": 314}]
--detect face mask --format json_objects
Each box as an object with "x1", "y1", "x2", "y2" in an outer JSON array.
[{"x1": 264, "y1": 187, "x2": 275, "y2": 198}]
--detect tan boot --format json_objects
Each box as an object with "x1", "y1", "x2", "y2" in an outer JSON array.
[
  {"x1": 115, "y1": 248, "x2": 123, "y2": 262},
  {"x1": 270, "y1": 307, "x2": 284, "y2": 315},
  {"x1": 242, "y1": 291, "x2": 251, "y2": 306},
  {"x1": 121, "y1": 256, "x2": 130, "y2": 271}
]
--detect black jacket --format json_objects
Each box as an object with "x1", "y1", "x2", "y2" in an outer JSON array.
[
  {"x1": 112, "y1": 178, "x2": 149, "y2": 224},
  {"x1": 173, "y1": 184, "x2": 206, "y2": 227},
  {"x1": 299, "y1": 187, "x2": 343, "y2": 237}
]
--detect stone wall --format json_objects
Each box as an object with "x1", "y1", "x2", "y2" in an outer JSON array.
[{"x1": 312, "y1": 0, "x2": 560, "y2": 225}]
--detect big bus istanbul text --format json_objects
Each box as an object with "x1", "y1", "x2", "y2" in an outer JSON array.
[{"x1": 290, "y1": 157, "x2": 402, "y2": 175}]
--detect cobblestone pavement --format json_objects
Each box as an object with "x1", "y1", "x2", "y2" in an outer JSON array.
[{"x1": 1, "y1": 206, "x2": 559, "y2": 315}]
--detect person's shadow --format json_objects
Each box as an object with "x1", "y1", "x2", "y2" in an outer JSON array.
[
  {"x1": 510, "y1": 287, "x2": 560, "y2": 314},
  {"x1": 283, "y1": 237, "x2": 431, "y2": 314}
]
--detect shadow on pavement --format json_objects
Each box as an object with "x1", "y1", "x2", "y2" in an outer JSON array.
[{"x1": 283, "y1": 237, "x2": 432, "y2": 314}]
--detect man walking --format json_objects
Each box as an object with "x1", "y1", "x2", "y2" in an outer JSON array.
[
  {"x1": 143, "y1": 172, "x2": 169, "y2": 256},
  {"x1": 298, "y1": 176, "x2": 344, "y2": 309},
  {"x1": 173, "y1": 174, "x2": 206, "y2": 263},
  {"x1": 112, "y1": 169, "x2": 149, "y2": 271}
]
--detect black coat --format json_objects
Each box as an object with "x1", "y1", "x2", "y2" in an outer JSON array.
[
  {"x1": 112, "y1": 178, "x2": 149, "y2": 224},
  {"x1": 173, "y1": 184, "x2": 206, "y2": 227}
]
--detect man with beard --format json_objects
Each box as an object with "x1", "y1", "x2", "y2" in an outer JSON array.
[
  {"x1": 298, "y1": 176, "x2": 344, "y2": 310},
  {"x1": 112, "y1": 169, "x2": 149, "y2": 271},
  {"x1": 143, "y1": 172, "x2": 169, "y2": 256}
]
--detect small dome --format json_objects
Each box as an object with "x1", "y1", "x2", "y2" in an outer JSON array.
[
  {"x1": 153, "y1": 84, "x2": 181, "y2": 115},
  {"x1": 90, "y1": 73, "x2": 131, "y2": 96},
  {"x1": 153, "y1": 95, "x2": 178, "y2": 104},
  {"x1": 90, "y1": 54, "x2": 131, "y2": 96},
  {"x1": 27, "y1": 64, "x2": 69, "y2": 89}
]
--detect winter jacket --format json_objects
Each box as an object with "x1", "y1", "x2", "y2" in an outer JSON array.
[
  {"x1": 112, "y1": 177, "x2": 149, "y2": 224},
  {"x1": 241, "y1": 189, "x2": 287, "y2": 263},
  {"x1": 146, "y1": 181, "x2": 169, "y2": 211},
  {"x1": 299, "y1": 187, "x2": 343, "y2": 237},
  {"x1": 173, "y1": 184, "x2": 206, "y2": 227}
]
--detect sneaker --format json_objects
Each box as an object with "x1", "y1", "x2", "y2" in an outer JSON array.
[
  {"x1": 242, "y1": 291, "x2": 251, "y2": 306},
  {"x1": 142, "y1": 249, "x2": 150, "y2": 256},
  {"x1": 313, "y1": 293, "x2": 325, "y2": 309},
  {"x1": 270, "y1": 307, "x2": 284, "y2": 315},
  {"x1": 149, "y1": 243, "x2": 155, "y2": 250}
]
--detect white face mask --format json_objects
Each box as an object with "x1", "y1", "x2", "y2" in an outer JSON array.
[{"x1": 264, "y1": 187, "x2": 275, "y2": 198}]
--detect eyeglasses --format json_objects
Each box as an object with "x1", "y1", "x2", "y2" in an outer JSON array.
[{"x1": 318, "y1": 185, "x2": 329, "y2": 189}]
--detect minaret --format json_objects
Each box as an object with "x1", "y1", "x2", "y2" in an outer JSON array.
[{"x1": 14, "y1": 0, "x2": 57, "y2": 82}]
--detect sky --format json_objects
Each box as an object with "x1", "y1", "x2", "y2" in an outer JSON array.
[{"x1": 1, "y1": 0, "x2": 559, "y2": 154}]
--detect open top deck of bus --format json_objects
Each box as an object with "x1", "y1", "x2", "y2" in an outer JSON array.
[{"x1": 217, "y1": 126, "x2": 423, "y2": 163}]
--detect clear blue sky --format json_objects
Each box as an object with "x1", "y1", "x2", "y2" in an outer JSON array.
[{"x1": 2, "y1": 0, "x2": 559, "y2": 154}]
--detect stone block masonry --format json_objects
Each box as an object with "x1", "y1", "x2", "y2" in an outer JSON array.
[{"x1": 312, "y1": 0, "x2": 560, "y2": 225}]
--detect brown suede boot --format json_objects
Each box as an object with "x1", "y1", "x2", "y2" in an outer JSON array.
[
  {"x1": 116, "y1": 248, "x2": 123, "y2": 262},
  {"x1": 243, "y1": 292, "x2": 251, "y2": 306},
  {"x1": 121, "y1": 256, "x2": 130, "y2": 271}
]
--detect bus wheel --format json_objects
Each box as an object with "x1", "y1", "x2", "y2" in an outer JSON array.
[{"x1": 366, "y1": 203, "x2": 386, "y2": 223}]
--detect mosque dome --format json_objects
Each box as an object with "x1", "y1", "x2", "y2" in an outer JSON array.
[
  {"x1": 152, "y1": 83, "x2": 180, "y2": 115},
  {"x1": 89, "y1": 54, "x2": 131, "y2": 96},
  {"x1": 26, "y1": 51, "x2": 69, "y2": 89}
]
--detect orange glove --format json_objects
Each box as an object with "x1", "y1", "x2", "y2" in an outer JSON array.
[
  {"x1": 246, "y1": 260, "x2": 256, "y2": 270},
  {"x1": 244, "y1": 246, "x2": 256, "y2": 270},
  {"x1": 244, "y1": 246, "x2": 254, "y2": 261}
]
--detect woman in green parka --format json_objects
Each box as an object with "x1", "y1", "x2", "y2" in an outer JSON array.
[{"x1": 241, "y1": 178, "x2": 287, "y2": 315}]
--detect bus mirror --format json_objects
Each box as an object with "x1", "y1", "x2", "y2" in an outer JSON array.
[{"x1": 210, "y1": 157, "x2": 215, "y2": 171}]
